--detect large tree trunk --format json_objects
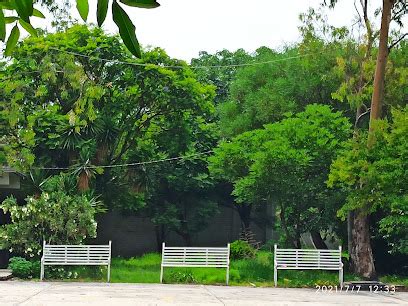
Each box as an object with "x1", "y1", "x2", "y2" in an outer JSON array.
[
  {"x1": 77, "y1": 171, "x2": 90, "y2": 192},
  {"x1": 348, "y1": 0, "x2": 375, "y2": 257},
  {"x1": 351, "y1": 211, "x2": 377, "y2": 279},
  {"x1": 369, "y1": 0, "x2": 393, "y2": 134},
  {"x1": 311, "y1": 231, "x2": 328, "y2": 249},
  {"x1": 349, "y1": 0, "x2": 394, "y2": 280},
  {"x1": 279, "y1": 206, "x2": 297, "y2": 248},
  {"x1": 236, "y1": 203, "x2": 252, "y2": 231},
  {"x1": 155, "y1": 224, "x2": 166, "y2": 252},
  {"x1": 178, "y1": 232, "x2": 192, "y2": 247}
]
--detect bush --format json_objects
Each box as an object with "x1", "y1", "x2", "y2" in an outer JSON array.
[
  {"x1": 0, "y1": 188, "x2": 97, "y2": 258},
  {"x1": 260, "y1": 239, "x2": 276, "y2": 252},
  {"x1": 230, "y1": 240, "x2": 256, "y2": 260},
  {"x1": 167, "y1": 270, "x2": 196, "y2": 283},
  {"x1": 7, "y1": 257, "x2": 80, "y2": 280},
  {"x1": 45, "y1": 266, "x2": 79, "y2": 280},
  {"x1": 8, "y1": 257, "x2": 36, "y2": 279}
]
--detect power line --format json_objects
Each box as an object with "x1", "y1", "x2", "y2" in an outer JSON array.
[
  {"x1": 32, "y1": 150, "x2": 214, "y2": 171},
  {"x1": 48, "y1": 47, "x2": 312, "y2": 69}
]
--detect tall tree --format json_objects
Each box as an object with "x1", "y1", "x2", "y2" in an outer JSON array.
[
  {"x1": 0, "y1": 25, "x2": 215, "y2": 208},
  {"x1": 191, "y1": 49, "x2": 251, "y2": 104},
  {"x1": 326, "y1": 0, "x2": 407, "y2": 279},
  {"x1": 210, "y1": 105, "x2": 352, "y2": 247}
]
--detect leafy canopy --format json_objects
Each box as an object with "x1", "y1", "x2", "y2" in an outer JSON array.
[{"x1": 0, "y1": 0, "x2": 160, "y2": 56}]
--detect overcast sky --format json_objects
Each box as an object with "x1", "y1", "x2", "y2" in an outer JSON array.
[
  {"x1": 72, "y1": 0, "x2": 363, "y2": 61},
  {"x1": 28, "y1": 0, "x2": 399, "y2": 62}
]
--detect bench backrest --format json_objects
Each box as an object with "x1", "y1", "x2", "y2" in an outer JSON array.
[
  {"x1": 42, "y1": 241, "x2": 111, "y2": 265},
  {"x1": 161, "y1": 243, "x2": 230, "y2": 268},
  {"x1": 274, "y1": 245, "x2": 342, "y2": 270}
]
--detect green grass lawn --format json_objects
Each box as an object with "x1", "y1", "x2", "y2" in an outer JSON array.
[{"x1": 63, "y1": 251, "x2": 407, "y2": 288}]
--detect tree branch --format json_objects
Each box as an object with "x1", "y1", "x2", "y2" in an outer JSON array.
[
  {"x1": 355, "y1": 108, "x2": 371, "y2": 127},
  {"x1": 388, "y1": 33, "x2": 408, "y2": 51},
  {"x1": 354, "y1": 0, "x2": 363, "y2": 23}
]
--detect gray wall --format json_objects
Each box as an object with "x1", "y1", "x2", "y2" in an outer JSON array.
[{"x1": 95, "y1": 205, "x2": 267, "y2": 257}]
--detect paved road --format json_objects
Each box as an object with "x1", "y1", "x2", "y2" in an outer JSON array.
[{"x1": 0, "y1": 282, "x2": 407, "y2": 305}]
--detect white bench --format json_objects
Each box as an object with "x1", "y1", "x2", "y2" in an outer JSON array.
[
  {"x1": 160, "y1": 243, "x2": 230, "y2": 285},
  {"x1": 274, "y1": 244, "x2": 343, "y2": 287},
  {"x1": 40, "y1": 241, "x2": 112, "y2": 282}
]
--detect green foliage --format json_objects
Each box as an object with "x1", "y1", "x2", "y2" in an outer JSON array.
[
  {"x1": 26, "y1": 252, "x2": 405, "y2": 287},
  {"x1": 167, "y1": 271, "x2": 196, "y2": 284},
  {"x1": 217, "y1": 38, "x2": 346, "y2": 137},
  {"x1": 112, "y1": 0, "x2": 141, "y2": 58},
  {"x1": 5, "y1": 24, "x2": 20, "y2": 56},
  {"x1": 329, "y1": 107, "x2": 408, "y2": 254},
  {"x1": 260, "y1": 239, "x2": 277, "y2": 252},
  {"x1": 0, "y1": 178, "x2": 97, "y2": 258},
  {"x1": 230, "y1": 240, "x2": 256, "y2": 260},
  {"x1": 8, "y1": 257, "x2": 33, "y2": 279},
  {"x1": 0, "y1": 25, "x2": 215, "y2": 215},
  {"x1": 97, "y1": 0, "x2": 109, "y2": 26},
  {"x1": 0, "y1": 0, "x2": 159, "y2": 57},
  {"x1": 108, "y1": 251, "x2": 357, "y2": 287},
  {"x1": 141, "y1": 154, "x2": 219, "y2": 245},
  {"x1": 211, "y1": 105, "x2": 351, "y2": 246},
  {"x1": 191, "y1": 49, "x2": 251, "y2": 104}
]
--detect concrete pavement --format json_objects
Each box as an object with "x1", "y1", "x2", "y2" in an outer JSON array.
[{"x1": 0, "y1": 281, "x2": 407, "y2": 305}]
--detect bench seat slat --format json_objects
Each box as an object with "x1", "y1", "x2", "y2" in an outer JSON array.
[
  {"x1": 276, "y1": 257, "x2": 340, "y2": 260},
  {"x1": 44, "y1": 261, "x2": 109, "y2": 266}
]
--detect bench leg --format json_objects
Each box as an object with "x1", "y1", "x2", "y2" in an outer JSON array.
[
  {"x1": 40, "y1": 261, "x2": 44, "y2": 281},
  {"x1": 160, "y1": 265, "x2": 164, "y2": 283},
  {"x1": 107, "y1": 264, "x2": 111, "y2": 283},
  {"x1": 339, "y1": 268, "x2": 343, "y2": 287},
  {"x1": 274, "y1": 267, "x2": 277, "y2": 287},
  {"x1": 226, "y1": 266, "x2": 229, "y2": 286}
]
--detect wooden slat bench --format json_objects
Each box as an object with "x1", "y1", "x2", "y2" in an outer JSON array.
[
  {"x1": 274, "y1": 244, "x2": 343, "y2": 287},
  {"x1": 40, "y1": 241, "x2": 112, "y2": 282},
  {"x1": 160, "y1": 243, "x2": 230, "y2": 285}
]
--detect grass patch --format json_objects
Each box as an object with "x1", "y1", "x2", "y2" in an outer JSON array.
[
  {"x1": 37, "y1": 251, "x2": 408, "y2": 288},
  {"x1": 379, "y1": 275, "x2": 408, "y2": 287},
  {"x1": 111, "y1": 253, "x2": 162, "y2": 283}
]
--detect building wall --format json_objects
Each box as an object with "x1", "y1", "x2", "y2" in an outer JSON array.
[
  {"x1": 0, "y1": 172, "x2": 21, "y2": 189},
  {"x1": 95, "y1": 205, "x2": 267, "y2": 257}
]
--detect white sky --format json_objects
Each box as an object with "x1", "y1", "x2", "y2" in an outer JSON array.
[
  {"x1": 88, "y1": 0, "x2": 358, "y2": 60},
  {"x1": 25, "y1": 0, "x2": 404, "y2": 62}
]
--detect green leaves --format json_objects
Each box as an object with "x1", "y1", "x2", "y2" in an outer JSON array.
[
  {"x1": 0, "y1": 9, "x2": 5, "y2": 41},
  {"x1": 5, "y1": 24, "x2": 20, "y2": 56},
  {"x1": 97, "y1": 0, "x2": 109, "y2": 26},
  {"x1": 0, "y1": 3, "x2": 44, "y2": 55},
  {"x1": 32, "y1": 8, "x2": 45, "y2": 19},
  {"x1": 76, "y1": 0, "x2": 89, "y2": 22},
  {"x1": 19, "y1": 19, "x2": 36, "y2": 36},
  {"x1": 1, "y1": 0, "x2": 156, "y2": 59},
  {"x1": 112, "y1": 0, "x2": 141, "y2": 57},
  {"x1": 15, "y1": 0, "x2": 33, "y2": 22},
  {"x1": 120, "y1": 0, "x2": 160, "y2": 8}
]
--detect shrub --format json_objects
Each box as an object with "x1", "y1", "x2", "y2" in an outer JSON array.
[
  {"x1": 260, "y1": 239, "x2": 276, "y2": 252},
  {"x1": 230, "y1": 240, "x2": 256, "y2": 260},
  {"x1": 7, "y1": 257, "x2": 80, "y2": 280},
  {"x1": 8, "y1": 257, "x2": 33, "y2": 279},
  {"x1": 0, "y1": 190, "x2": 97, "y2": 258},
  {"x1": 45, "y1": 266, "x2": 79, "y2": 280},
  {"x1": 167, "y1": 270, "x2": 196, "y2": 283}
]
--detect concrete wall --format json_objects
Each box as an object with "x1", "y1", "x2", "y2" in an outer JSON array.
[
  {"x1": 95, "y1": 205, "x2": 267, "y2": 257},
  {"x1": 0, "y1": 172, "x2": 21, "y2": 189}
]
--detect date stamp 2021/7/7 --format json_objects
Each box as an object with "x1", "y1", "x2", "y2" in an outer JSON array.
[{"x1": 315, "y1": 284, "x2": 396, "y2": 293}]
